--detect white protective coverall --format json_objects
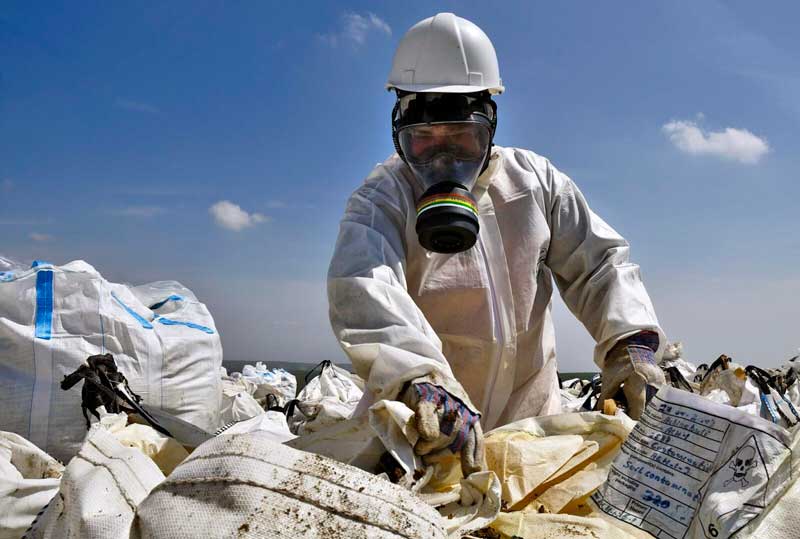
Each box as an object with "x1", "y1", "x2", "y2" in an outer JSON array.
[{"x1": 328, "y1": 146, "x2": 665, "y2": 430}]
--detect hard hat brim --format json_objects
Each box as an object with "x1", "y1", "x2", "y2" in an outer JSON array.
[{"x1": 386, "y1": 82, "x2": 504, "y2": 95}]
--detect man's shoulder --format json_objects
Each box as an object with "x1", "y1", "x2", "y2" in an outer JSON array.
[
  {"x1": 358, "y1": 153, "x2": 410, "y2": 193},
  {"x1": 491, "y1": 146, "x2": 571, "y2": 199},
  {"x1": 494, "y1": 145, "x2": 555, "y2": 175},
  {"x1": 345, "y1": 154, "x2": 414, "y2": 214}
]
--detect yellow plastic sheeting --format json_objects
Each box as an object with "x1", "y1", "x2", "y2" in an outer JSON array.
[
  {"x1": 112, "y1": 423, "x2": 189, "y2": 475},
  {"x1": 489, "y1": 511, "x2": 642, "y2": 539},
  {"x1": 486, "y1": 432, "x2": 585, "y2": 506},
  {"x1": 524, "y1": 444, "x2": 618, "y2": 514},
  {"x1": 421, "y1": 451, "x2": 463, "y2": 491},
  {"x1": 484, "y1": 412, "x2": 634, "y2": 512},
  {"x1": 100, "y1": 411, "x2": 189, "y2": 475}
]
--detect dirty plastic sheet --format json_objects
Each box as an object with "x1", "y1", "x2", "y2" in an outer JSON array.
[
  {"x1": 438, "y1": 471, "x2": 502, "y2": 538},
  {"x1": 0, "y1": 432, "x2": 63, "y2": 539},
  {"x1": 592, "y1": 386, "x2": 793, "y2": 539},
  {"x1": 368, "y1": 399, "x2": 421, "y2": 474},
  {"x1": 289, "y1": 400, "x2": 424, "y2": 476}
]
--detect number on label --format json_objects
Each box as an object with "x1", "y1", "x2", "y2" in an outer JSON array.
[{"x1": 642, "y1": 490, "x2": 670, "y2": 509}]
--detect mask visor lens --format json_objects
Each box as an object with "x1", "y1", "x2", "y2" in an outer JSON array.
[{"x1": 398, "y1": 122, "x2": 491, "y2": 166}]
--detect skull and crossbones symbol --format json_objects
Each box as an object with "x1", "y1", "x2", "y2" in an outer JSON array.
[{"x1": 723, "y1": 445, "x2": 757, "y2": 488}]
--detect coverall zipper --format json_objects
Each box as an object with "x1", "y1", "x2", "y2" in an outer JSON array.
[{"x1": 478, "y1": 235, "x2": 506, "y2": 420}]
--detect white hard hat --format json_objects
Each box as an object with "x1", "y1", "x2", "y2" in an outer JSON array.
[{"x1": 387, "y1": 13, "x2": 504, "y2": 95}]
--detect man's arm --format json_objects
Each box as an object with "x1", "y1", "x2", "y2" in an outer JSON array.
[
  {"x1": 327, "y1": 170, "x2": 460, "y2": 403},
  {"x1": 328, "y1": 168, "x2": 485, "y2": 472},
  {"x1": 538, "y1": 155, "x2": 666, "y2": 368}
]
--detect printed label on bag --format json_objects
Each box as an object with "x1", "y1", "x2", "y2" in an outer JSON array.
[{"x1": 592, "y1": 386, "x2": 792, "y2": 539}]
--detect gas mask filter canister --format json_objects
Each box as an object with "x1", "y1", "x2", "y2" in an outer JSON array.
[
  {"x1": 392, "y1": 92, "x2": 496, "y2": 254},
  {"x1": 415, "y1": 181, "x2": 480, "y2": 253}
]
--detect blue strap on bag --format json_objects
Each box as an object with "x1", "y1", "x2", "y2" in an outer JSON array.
[
  {"x1": 34, "y1": 269, "x2": 54, "y2": 340},
  {"x1": 111, "y1": 291, "x2": 154, "y2": 329}
]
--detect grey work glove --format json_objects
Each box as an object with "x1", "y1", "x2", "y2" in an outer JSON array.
[
  {"x1": 600, "y1": 331, "x2": 665, "y2": 420},
  {"x1": 401, "y1": 380, "x2": 485, "y2": 476}
]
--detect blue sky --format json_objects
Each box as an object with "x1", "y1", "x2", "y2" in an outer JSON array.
[{"x1": 2, "y1": 1, "x2": 799, "y2": 370}]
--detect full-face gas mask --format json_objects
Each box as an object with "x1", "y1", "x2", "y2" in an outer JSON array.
[{"x1": 392, "y1": 92, "x2": 497, "y2": 253}]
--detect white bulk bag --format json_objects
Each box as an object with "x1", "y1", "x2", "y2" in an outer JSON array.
[
  {"x1": 0, "y1": 432, "x2": 63, "y2": 539},
  {"x1": 132, "y1": 431, "x2": 447, "y2": 539},
  {"x1": 289, "y1": 360, "x2": 363, "y2": 434},
  {"x1": 239, "y1": 362, "x2": 297, "y2": 405},
  {"x1": 220, "y1": 379, "x2": 266, "y2": 424},
  {"x1": 592, "y1": 386, "x2": 795, "y2": 539},
  {"x1": 0, "y1": 260, "x2": 222, "y2": 462},
  {"x1": 24, "y1": 426, "x2": 164, "y2": 539},
  {"x1": 750, "y1": 460, "x2": 800, "y2": 536}
]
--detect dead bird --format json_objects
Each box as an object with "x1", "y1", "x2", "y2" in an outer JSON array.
[{"x1": 61, "y1": 353, "x2": 171, "y2": 437}]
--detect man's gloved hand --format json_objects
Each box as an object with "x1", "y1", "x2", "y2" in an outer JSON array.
[
  {"x1": 401, "y1": 380, "x2": 485, "y2": 476},
  {"x1": 600, "y1": 331, "x2": 665, "y2": 420}
]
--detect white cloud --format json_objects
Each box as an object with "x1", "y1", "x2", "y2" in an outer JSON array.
[
  {"x1": 109, "y1": 206, "x2": 165, "y2": 218},
  {"x1": 1, "y1": 179, "x2": 13, "y2": 192},
  {"x1": 319, "y1": 12, "x2": 391, "y2": 48},
  {"x1": 662, "y1": 118, "x2": 770, "y2": 164},
  {"x1": 209, "y1": 200, "x2": 268, "y2": 231},
  {"x1": 115, "y1": 99, "x2": 160, "y2": 114},
  {"x1": 29, "y1": 232, "x2": 54, "y2": 242}
]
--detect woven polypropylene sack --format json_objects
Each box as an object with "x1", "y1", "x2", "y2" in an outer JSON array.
[
  {"x1": 239, "y1": 363, "x2": 297, "y2": 406},
  {"x1": 0, "y1": 432, "x2": 63, "y2": 539},
  {"x1": 0, "y1": 261, "x2": 222, "y2": 461},
  {"x1": 220, "y1": 380, "x2": 265, "y2": 424},
  {"x1": 132, "y1": 431, "x2": 447, "y2": 539},
  {"x1": 289, "y1": 362, "x2": 362, "y2": 434},
  {"x1": 24, "y1": 427, "x2": 164, "y2": 539}
]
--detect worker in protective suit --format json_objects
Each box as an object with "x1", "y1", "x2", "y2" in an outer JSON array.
[{"x1": 328, "y1": 13, "x2": 666, "y2": 475}]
